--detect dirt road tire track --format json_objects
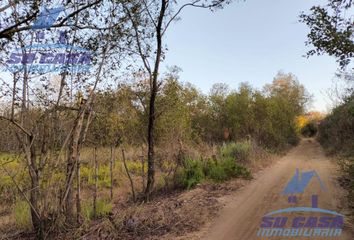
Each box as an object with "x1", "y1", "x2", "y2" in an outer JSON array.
[{"x1": 202, "y1": 139, "x2": 352, "y2": 240}]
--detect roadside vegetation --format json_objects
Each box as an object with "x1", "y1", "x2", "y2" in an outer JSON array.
[
  {"x1": 0, "y1": 71, "x2": 310, "y2": 238},
  {"x1": 318, "y1": 93, "x2": 354, "y2": 212}
]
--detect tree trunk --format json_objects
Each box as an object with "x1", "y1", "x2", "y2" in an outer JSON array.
[
  {"x1": 64, "y1": 109, "x2": 85, "y2": 225},
  {"x1": 76, "y1": 152, "x2": 82, "y2": 224},
  {"x1": 144, "y1": 0, "x2": 167, "y2": 200},
  {"x1": 110, "y1": 146, "x2": 114, "y2": 200},
  {"x1": 145, "y1": 89, "x2": 156, "y2": 199},
  {"x1": 140, "y1": 146, "x2": 145, "y2": 191},
  {"x1": 93, "y1": 147, "x2": 98, "y2": 219},
  {"x1": 27, "y1": 136, "x2": 43, "y2": 239}
]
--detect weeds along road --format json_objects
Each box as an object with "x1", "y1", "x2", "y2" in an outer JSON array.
[{"x1": 203, "y1": 139, "x2": 352, "y2": 240}]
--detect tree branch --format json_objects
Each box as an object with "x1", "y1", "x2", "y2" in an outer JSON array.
[
  {"x1": 124, "y1": 4, "x2": 152, "y2": 76},
  {"x1": 0, "y1": 115, "x2": 32, "y2": 137},
  {"x1": 0, "y1": 0, "x2": 103, "y2": 40}
]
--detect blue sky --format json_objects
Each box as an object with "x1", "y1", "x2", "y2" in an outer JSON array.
[{"x1": 162, "y1": 0, "x2": 342, "y2": 112}]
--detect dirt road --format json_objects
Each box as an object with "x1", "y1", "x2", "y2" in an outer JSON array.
[{"x1": 202, "y1": 139, "x2": 352, "y2": 240}]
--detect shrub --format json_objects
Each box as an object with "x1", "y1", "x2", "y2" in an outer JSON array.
[
  {"x1": 220, "y1": 141, "x2": 251, "y2": 162},
  {"x1": 12, "y1": 200, "x2": 32, "y2": 230},
  {"x1": 318, "y1": 97, "x2": 354, "y2": 154},
  {"x1": 207, "y1": 157, "x2": 251, "y2": 182},
  {"x1": 179, "y1": 158, "x2": 205, "y2": 189},
  {"x1": 175, "y1": 154, "x2": 252, "y2": 189},
  {"x1": 208, "y1": 161, "x2": 227, "y2": 181}
]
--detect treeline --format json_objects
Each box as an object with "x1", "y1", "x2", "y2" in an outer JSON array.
[
  {"x1": 0, "y1": 72, "x2": 309, "y2": 153},
  {"x1": 85, "y1": 71, "x2": 310, "y2": 151}
]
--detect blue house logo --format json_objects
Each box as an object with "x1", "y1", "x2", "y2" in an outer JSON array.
[
  {"x1": 32, "y1": 6, "x2": 65, "y2": 29},
  {"x1": 257, "y1": 168, "x2": 343, "y2": 238},
  {"x1": 3, "y1": 5, "x2": 92, "y2": 74},
  {"x1": 283, "y1": 169, "x2": 326, "y2": 195}
]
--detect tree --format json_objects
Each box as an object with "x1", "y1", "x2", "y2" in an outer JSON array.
[
  {"x1": 225, "y1": 83, "x2": 254, "y2": 140},
  {"x1": 300, "y1": 0, "x2": 354, "y2": 68},
  {"x1": 263, "y1": 72, "x2": 312, "y2": 147},
  {"x1": 123, "y1": 0, "x2": 233, "y2": 200},
  {"x1": 209, "y1": 83, "x2": 230, "y2": 141}
]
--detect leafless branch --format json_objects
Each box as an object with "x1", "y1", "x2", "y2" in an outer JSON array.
[
  {"x1": 0, "y1": 115, "x2": 32, "y2": 137},
  {"x1": 124, "y1": 5, "x2": 152, "y2": 77},
  {"x1": 0, "y1": 0, "x2": 103, "y2": 39}
]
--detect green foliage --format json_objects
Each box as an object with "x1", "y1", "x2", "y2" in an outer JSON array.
[
  {"x1": 176, "y1": 155, "x2": 251, "y2": 189},
  {"x1": 0, "y1": 157, "x2": 28, "y2": 201},
  {"x1": 220, "y1": 141, "x2": 251, "y2": 162},
  {"x1": 80, "y1": 160, "x2": 144, "y2": 189},
  {"x1": 12, "y1": 200, "x2": 32, "y2": 230},
  {"x1": 83, "y1": 199, "x2": 113, "y2": 220},
  {"x1": 300, "y1": 0, "x2": 354, "y2": 68},
  {"x1": 179, "y1": 158, "x2": 205, "y2": 189},
  {"x1": 194, "y1": 73, "x2": 308, "y2": 150},
  {"x1": 69, "y1": 72, "x2": 309, "y2": 153},
  {"x1": 126, "y1": 160, "x2": 147, "y2": 175},
  {"x1": 206, "y1": 157, "x2": 251, "y2": 182},
  {"x1": 318, "y1": 96, "x2": 354, "y2": 154},
  {"x1": 0, "y1": 175, "x2": 13, "y2": 194},
  {"x1": 88, "y1": 86, "x2": 143, "y2": 146},
  {"x1": 319, "y1": 95, "x2": 354, "y2": 218}
]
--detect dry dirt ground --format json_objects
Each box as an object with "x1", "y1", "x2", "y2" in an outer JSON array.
[{"x1": 185, "y1": 139, "x2": 353, "y2": 240}]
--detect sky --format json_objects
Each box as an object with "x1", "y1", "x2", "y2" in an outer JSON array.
[{"x1": 162, "y1": 0, "x2": 344, "y2": 112}]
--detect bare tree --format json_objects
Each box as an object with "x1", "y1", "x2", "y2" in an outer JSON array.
[{"x1": 123, "y1": 0, "x2": 232, "y2": 200}]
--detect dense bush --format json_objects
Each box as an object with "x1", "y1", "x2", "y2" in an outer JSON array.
[
  {"x1": 318, "y1": 95, "x2": 354, "y2": 216},
  {"x1": 220, "y1": 141, "x2": 251, "y2": 163},
  {"x1": 207, "y1": 157, "x2": 251, "y2": 182},
  {"x1": 318, "y1": 96, "x2": 354, "y2": 154}
]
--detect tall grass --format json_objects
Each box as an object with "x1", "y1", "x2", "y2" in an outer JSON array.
[
  {"x1": 82, "y1": 199, "x2": 113, "y2": 220},
  {"x1": 12, "y1": 200, "x2": 32, "y2": 230}
]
